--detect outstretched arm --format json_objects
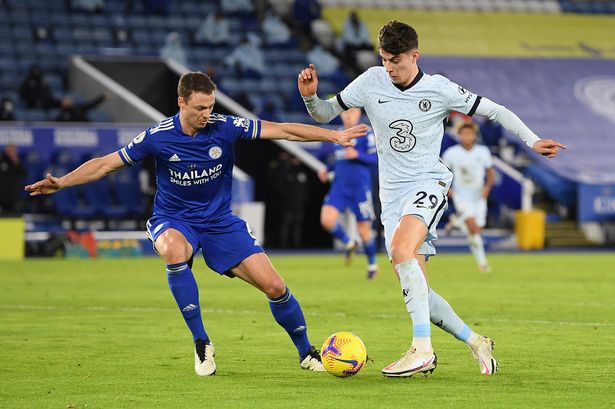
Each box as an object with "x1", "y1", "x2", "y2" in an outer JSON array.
[
  {"x1": 259, "y1": 120, "x2": 367, "y2": 146},
  {"x1": 298, "y1": 64, "x2": 344, "y2": 123},
  {"x1": 475, "y1": 97, "x2": 566, "y2": 158},
  {"x1": 25, "y1": 151, "x2": 125, "y2": 196}
]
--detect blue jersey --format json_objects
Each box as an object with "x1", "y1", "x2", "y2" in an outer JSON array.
[
  {"x1": 329, "y1": 128, "x2": 377, "y2": 191},
  {"x1": 118, "y1": 113, "x2": 260, "y2": 225}
]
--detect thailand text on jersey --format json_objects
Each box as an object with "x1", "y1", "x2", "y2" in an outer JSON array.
[
  {"x1": 336, "y1": 68, "x2": 481, "y2": 203},
  {"x1": 118, "y1": 113, "x2": 261, "y2": 224}
]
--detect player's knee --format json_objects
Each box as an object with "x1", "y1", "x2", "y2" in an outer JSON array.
[
  {"x1": 390, "y1": 242, "x2": 417, "y2": 265},
  {"x1": 320, "y1": 214, "x2": 335, "y2": 230},
  {"x1": 158, "y1": 241, "x2": 188, "y2": 264},
  {"x1": 264, "y1": 276, "x2": 286, "y2": 299}
]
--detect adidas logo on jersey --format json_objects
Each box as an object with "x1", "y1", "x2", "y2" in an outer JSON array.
[{"x1": 169, "y1": 154, "x2": 181, "y2": 162}]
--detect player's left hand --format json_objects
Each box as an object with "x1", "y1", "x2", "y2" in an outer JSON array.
[
  {"x1": 533, "y1": 139, "x2": 567, "y2": 158},
  {"x1": 335, "y1": 124, "x2": 368, "y2": 147}
]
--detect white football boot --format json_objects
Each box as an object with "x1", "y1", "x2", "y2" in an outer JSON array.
[
  {"x1": 478, "y1": 264, "x2": 493, "y2": 273},
  {"x1": 470, "y1": 336, "x2": 498, "y2": 375},
  {"x1": 382, "y1": 347, "x2": 437, "y2": 377},
  {"x1": 300, "y1": 346, "x2": 326, "y2": 371},
  {"x1": 194, "y1": 339, "x2": 216, "y2": 376}
]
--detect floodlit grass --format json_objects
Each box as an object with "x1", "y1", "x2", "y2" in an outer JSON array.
[{"x1": 1, "y1": 253, "x2": 614, "y2": 408}]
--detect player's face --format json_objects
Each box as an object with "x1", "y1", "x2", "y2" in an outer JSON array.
[
  {"x1": 178, "y1": 91, "x2": 215, "y2": 131},
  {"x1": 340, "y1": 107, "x2": 361, "y2": 129},
  {"x1": 459, "y1": 128, "x2": 477, "y2": 149},
  {"x1": 380, "y1": 49, "x2": 419, "y2": 86}
]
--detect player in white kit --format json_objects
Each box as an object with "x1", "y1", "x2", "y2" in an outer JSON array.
[
  {"x1": 298, "y1": 20, "x2": 566, "y2": 377},
  {"x1": 442, "y1": 121, "x2": 495, "y2": 273}
]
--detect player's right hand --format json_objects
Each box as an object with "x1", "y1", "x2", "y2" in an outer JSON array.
[
  {"x1": 335, "y1": 124, "x2": 368, "y2": 147},
  {"x1": 298, "y1": 64, "x2": 319, "y2": 97},
  {"x1": 25, "y1": 173, "x2": 62, "y2": 196}
]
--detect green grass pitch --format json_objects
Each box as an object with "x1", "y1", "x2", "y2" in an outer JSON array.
[{"x1": 1, "y1": 253, "x2": 614, "y2": 408}]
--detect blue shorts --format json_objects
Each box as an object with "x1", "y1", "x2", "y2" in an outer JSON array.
[
  {"x1": 146, "y1": 213, "x2": 263, "y2": 275},
  {"x1": 324, "y1": 185, "x2": 374, "y2": 222}
]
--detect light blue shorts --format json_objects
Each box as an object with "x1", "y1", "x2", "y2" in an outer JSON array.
[{"x1": 381, "y1": 182, "x2": 449, "y2": 258}]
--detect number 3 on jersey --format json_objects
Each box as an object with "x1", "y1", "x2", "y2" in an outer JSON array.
[{"x1": 389, "y1": 120, "x2": 416, "y2": 152}]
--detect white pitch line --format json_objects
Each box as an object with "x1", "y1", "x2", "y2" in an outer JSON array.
[{"x1": 1, "y1": 304, "x2": 614, "y2": 328}]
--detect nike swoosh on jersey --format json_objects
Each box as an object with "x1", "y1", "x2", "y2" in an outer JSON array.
[{"x1": 378, "y1": 99, "x2": 391, "y2": 104}]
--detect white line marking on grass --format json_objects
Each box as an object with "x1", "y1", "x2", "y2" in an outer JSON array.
[
  {"x1": 2, "y1": 304, "x2": 614, "y2": 327},
  {"x1": 501, "y1": 300, "x2": 615, "y2": 308}
]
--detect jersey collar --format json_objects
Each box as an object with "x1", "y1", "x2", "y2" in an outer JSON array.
[
  {"x1": 173, "y1": 112, "x2": 199, "y2": 138},
  {"x1": 393, "y1": 69, "x2": 424, "y2": 92},
  {"x1": 173, "y1": 113, "x2": 183, "y2": 134}
]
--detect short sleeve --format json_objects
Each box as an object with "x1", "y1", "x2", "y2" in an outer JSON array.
[
  {"x1": 225, "y1": 116, "x2": 261, "y2": 142},
  {"x1": 337, "y1": 69, "x2": 370, "y2": 110},
  {"x1": 118, "y1": 129, "x2": 154, "y2": 166},
  {"x1": 440, "y1": 76, "x2": 481, "y2": 117}
]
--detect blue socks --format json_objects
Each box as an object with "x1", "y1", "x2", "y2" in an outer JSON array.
[
  {"x1": 167, "y1": 262, "x2": 209, "y2": 342},
  {"x1": 269, "y1": 288, "x2": 312, "y2": 360},
  {"x1": 364, "y1": 237, "x2": 377, "y2": 266},
  {"x1": 329, "y1": 222, "x2": 350, "y2": 245}
]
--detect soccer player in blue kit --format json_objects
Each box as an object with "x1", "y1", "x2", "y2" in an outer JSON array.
[
  {"x1": 318, "y1": 107, "x2": 379, "y2": 278},
  {"x1": 25, "y1": 72, "x2": 368, "y2": 376}
]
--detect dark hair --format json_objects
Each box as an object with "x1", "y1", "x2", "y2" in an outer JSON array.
[
  {"x1": 378, "y1": 20, "x2": 418, "y2": 55},
  {"x1": 177, "y1": 72, "x2": 216, "y2": 101}
]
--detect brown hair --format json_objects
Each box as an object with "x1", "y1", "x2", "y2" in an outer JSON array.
[
  {"x1": 456, "y1": 121, "x2": 478, "y2": 135},
  {"x1": 177, "y1": 72, "x2": 216, "y2": 101},
  {"x1": 378, "y1": 20, "x2": 418, "y2": 55}
]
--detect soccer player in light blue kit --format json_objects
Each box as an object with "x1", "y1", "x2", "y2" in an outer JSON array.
[
  {"x1": 318, "y1": 107, "x2": 379, "y2": 278},
  {"x1": 25, "y1": 72, "x2": 367, "y2": 376},
  {"x1": 442, "y1": 121, "x2": 495, "y2": 273},
  {"x1": 299, "y1": 21, "x2": 566, "y2": 377}
]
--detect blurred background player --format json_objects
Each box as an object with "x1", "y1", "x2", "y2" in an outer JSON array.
[
  {"x1": 317, "y1": 107, "x2": 378, "y2": 278},
  {"x1": 299, "y1": 20, "x2": 566, "y2": 377},
  {"x1": 442, "y1": 121, "x2": 495, "y2": 272},
  {"x1": 25, "y1": 71, "x2": 367, "y2": 377}
]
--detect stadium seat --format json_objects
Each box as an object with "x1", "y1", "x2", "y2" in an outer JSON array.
[
  {"x1": 108, "y1": 166, "x2": 146, "y2": 217},
  {"x1": 23, "y1": 109, "x2": 48, "y2": 122}
]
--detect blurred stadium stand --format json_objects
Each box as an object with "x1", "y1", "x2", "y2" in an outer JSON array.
[{"x1": 1, "y1": 0, "x2": 614, "y2": 252}]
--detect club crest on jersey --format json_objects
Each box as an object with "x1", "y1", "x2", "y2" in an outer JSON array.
[
  {"x1": 419, "y1": 99, "x2": 431, "y2": 112},
  {"x1": 209, "y1": 146, "x2": 222, "y2": 159},
  {"x1": 458, "y1": 86, "x2": 467, "y2": 94}
]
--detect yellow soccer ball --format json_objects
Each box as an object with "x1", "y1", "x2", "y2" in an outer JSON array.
[{"x1": 320, "y1": 332, "x2": 367, "y2": 377}]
